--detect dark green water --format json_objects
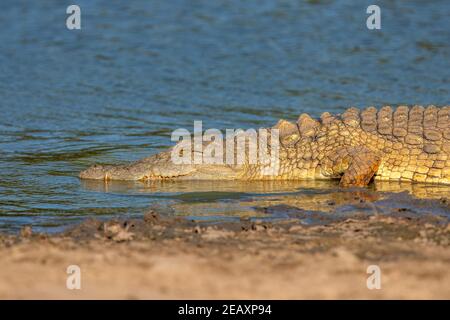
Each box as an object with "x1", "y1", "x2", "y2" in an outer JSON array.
[{"x1": 0, "y1": 0, "x2": 449, "y2": 232}]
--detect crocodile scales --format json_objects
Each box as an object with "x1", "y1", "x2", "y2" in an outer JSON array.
[{"x1": 80, "y1": 105, "x2": 450, "y2": 187}]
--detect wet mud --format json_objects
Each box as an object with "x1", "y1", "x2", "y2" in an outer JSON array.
[{"x1": 0, "y1": 189, "x2": 449, "y2": 299}]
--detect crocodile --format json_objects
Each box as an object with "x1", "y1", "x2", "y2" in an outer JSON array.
[{"x1": 79, "y1": 105, "x2": 450, "y2": 187}]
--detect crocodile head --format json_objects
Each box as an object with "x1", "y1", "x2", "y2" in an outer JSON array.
[{"x1": 79, "y1": 150, "x2": 243, "y2": 181}]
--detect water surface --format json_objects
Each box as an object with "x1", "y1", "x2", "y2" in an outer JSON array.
[{"x1": 0, "y1": 0, "x2": 449, "y2": 232}]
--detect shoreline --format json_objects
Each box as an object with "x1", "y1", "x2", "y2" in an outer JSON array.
[{"x1": 0, "y1": 210, "x2": 449, "y2": 299}]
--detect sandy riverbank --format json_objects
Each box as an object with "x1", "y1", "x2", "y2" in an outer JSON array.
[{"x1": 0, "y1": 208, "x2": 449, "y2": 299}]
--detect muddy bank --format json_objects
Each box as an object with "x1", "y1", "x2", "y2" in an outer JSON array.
[{"x1": 0, "y1": 207, "x2": 449, "y2": 299}]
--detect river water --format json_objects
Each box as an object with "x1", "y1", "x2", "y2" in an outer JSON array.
[{"x1": 0, "y1": 0, "x2": 449, "y2": 232}]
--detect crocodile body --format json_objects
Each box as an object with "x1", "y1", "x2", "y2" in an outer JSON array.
[{"x1": 80, "y1": 106, "x2": 450, "y2": 186}]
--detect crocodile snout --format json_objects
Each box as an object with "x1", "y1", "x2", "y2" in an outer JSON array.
[{"x1": 79, "y1": 164, "x2": 109, "y2": 180}]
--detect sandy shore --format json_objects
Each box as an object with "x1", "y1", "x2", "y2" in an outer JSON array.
[{"x1": 0, "y1": 208, "x2": 449, "y2": 299}]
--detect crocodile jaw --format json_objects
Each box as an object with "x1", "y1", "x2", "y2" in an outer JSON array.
[
  {"x1": 79, "y1": 161, "x2": 242, "y2": 181},
  {"x1": 79, "y1": 164, "x2": 146, "y2": 181}
]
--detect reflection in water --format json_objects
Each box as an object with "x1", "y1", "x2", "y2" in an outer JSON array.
[
  {"x1": 81, "y1": 179, "x2": 338, "y2": 194},
  {"x1": 81, "y1": 179, "x2": 450, "y2": 199},
  {"x1": 373, "y1": 181, "x2": 450, "y2": 200},
  {"x1": 80, "y1": 179, "x2": 450, "y2": 226}
]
